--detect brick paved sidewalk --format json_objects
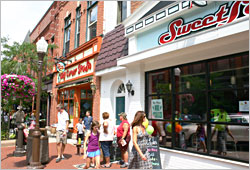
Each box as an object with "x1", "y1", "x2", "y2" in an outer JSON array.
[{"x1": 1, "y1": 142, "x2": 126, "y2": 169}]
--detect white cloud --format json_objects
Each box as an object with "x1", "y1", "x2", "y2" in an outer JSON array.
[{"x1": 1, "y1": 1, "x2": 52, "y2": 45}]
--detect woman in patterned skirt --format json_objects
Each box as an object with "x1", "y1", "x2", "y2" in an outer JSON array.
[{"x1": 128, "y1": 111, "x2": 153, "y2": 169}]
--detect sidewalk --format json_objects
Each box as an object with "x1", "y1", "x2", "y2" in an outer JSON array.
[{"x1": 1, "y1": 137, "x2": 126, "y2": 169}]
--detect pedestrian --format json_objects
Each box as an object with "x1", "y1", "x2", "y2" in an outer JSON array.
[
  {"x1": 128, "y1": 111, "x2": 153, "y2": 169},
  {"x1": 116, "y1": 112, "x2": 131, "y2": 168},
  {"x1": 196, "y1": 123, "x2": 206, "y2": 152},
  {"x1": 211, "y1": 124, "x2": 236, "y2": 156},
  {"x1": 55, "y1": 104, "x2": 69, "y2": 163},
  {"x1": 83, "y1": 111, "x2": 93, "y2": 134},
  {"x1": 74, "y1": 118, "x2": 84, "y2": 144},
  {"x1": 99, "y1": 112, "x2": 115, "y2": 168},
  {"x1": 83, "y1": 120, "x2": 101, "y2": 169}
]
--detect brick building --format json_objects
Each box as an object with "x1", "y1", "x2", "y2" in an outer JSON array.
[{"x1": 30, "y1": 1, "x2": 144, "y2": 134}]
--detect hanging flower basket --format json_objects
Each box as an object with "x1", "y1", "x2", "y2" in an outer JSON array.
[{"x1": 1, "y1": 74, "x2": 36, "y2": 102}]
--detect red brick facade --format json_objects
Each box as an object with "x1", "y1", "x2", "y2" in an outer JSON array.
[{"x1": 131, "y1": 1, "x2": 144, "y2": 14}]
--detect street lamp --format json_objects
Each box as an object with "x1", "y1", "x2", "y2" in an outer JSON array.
[{"x1": 28, "y1": 37, "x2": 48, "y2": 169}]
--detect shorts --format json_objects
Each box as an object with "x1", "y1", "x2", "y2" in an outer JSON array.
[
  {"x1": 77, "y1": 133, "x2": 84, "y2": 141},
  {"x1": 56, "y1": 131, "x2": 67, "y2": 144},
  {"x1": 117, "y1": 136, "x2": 130, "y2": 152},
  {"x1": 87, "y1": 149, "x2": 101, "y2": 158},
  {"x1": 100, "y1": 141, "x2": 112, "y2": 157},
  {"x1": 199, "y1": 137, "x2": 205, "y2": 142}
]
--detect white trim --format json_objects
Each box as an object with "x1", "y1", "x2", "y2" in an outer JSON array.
[
  {"x1": 160, "y1": 147, "x2": 249, "y2": 168},
  {"x1": 118, "y1": 18, "x2": 249, "y2": 66},
  {"x1": 123, "y1": 1, "x2": 159, "y2": 27},
  {"x1": 95, "y1": 66, "x2": 126, "y2": 76}
]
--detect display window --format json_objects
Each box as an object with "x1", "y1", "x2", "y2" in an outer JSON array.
[{"x1": 145, "y1": 52, "x2": 249, "y2": 163}]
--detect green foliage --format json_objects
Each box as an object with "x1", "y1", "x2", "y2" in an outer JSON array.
[{"x1": 1, "y1": 37, "x2": 57, "y2": 113}]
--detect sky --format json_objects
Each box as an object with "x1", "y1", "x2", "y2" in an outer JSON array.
[{"x1": 1, "y1": 1, "x2": 53, "y2": 45}]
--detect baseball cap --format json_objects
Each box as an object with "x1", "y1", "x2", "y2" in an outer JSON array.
[{"x1": 118, "y1": 112, "x2": 127, "y2": 119}]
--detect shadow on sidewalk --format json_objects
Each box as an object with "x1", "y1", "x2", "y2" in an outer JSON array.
[
  {"x1": 1, "y1": 153, "x2": 14, "y2": 161},
  {"x1": 14, "y1": 160, "x2": 27, "y2": 167},
  {"x1": 50, "y1": 153, "x2": 72, "y2": 161}
]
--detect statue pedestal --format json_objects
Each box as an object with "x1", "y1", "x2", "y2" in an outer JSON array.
[{"x1": 13, "y1": 124, "x2": 26, "y2": 157}]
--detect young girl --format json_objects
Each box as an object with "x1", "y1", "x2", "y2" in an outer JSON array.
[
  {"x1": 196, "y1": 123, "x2": 206, "y2": 152},
  {"x1": 83, "y1": 120, "x2": 100, "y2": 169}
]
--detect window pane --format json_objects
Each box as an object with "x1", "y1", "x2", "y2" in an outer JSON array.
[
  {"x1": 179, "y1": 123, "x2": 207, "y2": 153},
  {"x1": 175, "y1": 62, "x2": 206, "y2": 92},
  {"x1": 89, "y1": 22, "x2": 97, "y2": 40},
  {"x1": 90, "y1": 6, "x2": 97, "y2": 24},
  {"x1": 210, "y1": 89, "x2": 249, "y2": 122},
  {"x1": 148, "y1": 95, "x2": 172, "y2": 120},
  {"x1": 87, "y1": 90, "x2": 93, "y2": 98},
  {"x1": 63, "y1": 90, "x2": 69, "y2": 99},
  {"x1": 209, "y1": 54, "x2": 249, "y2": 90},
  {"x1": 148, "y1": 69, "x2": 171, "y2": 95},
  {"x1": 80, "y1": 100, "x2": 92, "y2": 118},
  {"x1": 149, "y1": 120, "x2": 172, "y2": 148},
  {"x1": 69, "y1": 100, "x2": 74, "y2": 119},
  {"x1": 70, "y1": 89, "x2": 74, "y2": 98},
  {"x1": 121, "y1": 1, "x2": 127, "y2": 21},
  {"x1": 64, "y1": 100, "x2": 68, "y2": 113},
  {"x1": 211, "y1": 124, "x2": 249, "y2": 161},
  {"x1": 81, "y1": 90, "x2": 86, "y2": 98},
  {"x1": 176, "y1": 92, "x2": 207, "y2": 121}
]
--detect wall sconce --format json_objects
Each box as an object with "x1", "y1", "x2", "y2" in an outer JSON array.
[
  {"x1": 50, "y1": 91, "x2": 54, "y2": 98},
  {"x1": 90, "y1": 82, "x2": 96, "y2": 94},
  {"x1": 126, "y1": 80, "x2": 134, "y2": 96}
]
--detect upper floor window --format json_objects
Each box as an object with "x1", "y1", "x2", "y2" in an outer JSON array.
[
  {"x1": 63, "y1": 15, "x2": 71, "y2": 56},
  {"x1": 117, "y1": 1, "x2": 127, "y2": 24},
  {"x1": 75, "y1": 6, "x2": 81, "y2": 48},
  {"x1": 87, "y1": 1, "x2": 98, "y2": 41}
]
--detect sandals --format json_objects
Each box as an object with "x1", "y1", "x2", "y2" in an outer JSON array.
[{"x1": 101, "y1": 163, "x2": 112, "y2": 168}]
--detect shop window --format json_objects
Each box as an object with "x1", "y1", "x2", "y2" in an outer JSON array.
[
  {"x1": 148, "y1": 69, "x2": 171, "y2": 95},
  {"x1": 175, "y1": 62, "x2": 206, "y2": 92},
  {"x1": 148, "y1": 95, "x2": 172, "y2": 120},
  {"x1": 117, "y1": 1, "x2": 127, "y2": 24},
  {"x1": 80, "y1": 88, "x2": 92, "y2": 118},
  {"x1": 209, "y1": 55, "x2": 249, "y2": 90},
  {"x1": 87, "y1": 1, "x2": 97, "y2": 41},
  {"x1": 210, "y1": 124, "x2": 249, "y2": 162},
  {"x1": 70, "y1": 89, "x2": 74, "y2": 98},
  {"x1": 63, "y1": 15, "x2": 71, "y2": 56},
  {"x1": 145, "y1": 52, "x2": 249, "y2": 162},
  {"x1": 75, "y1": 6, "x2": 81, "y2": 48}
]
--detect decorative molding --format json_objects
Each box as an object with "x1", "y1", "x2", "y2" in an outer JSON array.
[{"x1": 125, "y1": 2, "x2": 188, "y2": 36}]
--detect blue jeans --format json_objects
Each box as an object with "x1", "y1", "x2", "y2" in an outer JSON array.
[{"x1": 100, "y1": 141, "x2": 112, "y2": 157}]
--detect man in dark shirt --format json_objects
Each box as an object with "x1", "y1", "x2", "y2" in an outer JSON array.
[{"x1": 83, "y1": 111, "x2": 92, "y2": 133}]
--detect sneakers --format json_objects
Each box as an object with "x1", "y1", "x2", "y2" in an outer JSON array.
[
  {"x1": 56, "y1": 157, "x2": 61, "y2": 163},
  {"x1": 61, "y1": 155, "x2": 65, "y2": 160},
  {"x1": 120, "y1": 163, "x2": 129, "y2": 168}
]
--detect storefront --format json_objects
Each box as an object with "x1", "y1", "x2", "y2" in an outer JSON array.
[
  {"x1": 54, "y1": 36, "x2": 102, "y2": 133},
  {"x1": 98, "y1": 1, "x2": 249, "y2": 168}
]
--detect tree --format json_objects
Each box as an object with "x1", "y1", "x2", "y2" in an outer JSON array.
[{"x1": 1, "y1": 37, "x2": 57, "y2": 112}]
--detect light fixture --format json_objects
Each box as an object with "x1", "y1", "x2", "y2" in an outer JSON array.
[
  {"x1": 174, "y1": 68, "x2": 181, "y2": 76},
  {"x1": 90, "y1": 82, "x2": 96, "y2": 94},
  {"x1": 36, "y1": 37, "x2": 48, "y2": 53},
  {"x1": 126, "y1": 80, "x2": 134, "y2": 96},
  {"x1": 231, "y1": 76, "x2": 236, "y2": 85}
]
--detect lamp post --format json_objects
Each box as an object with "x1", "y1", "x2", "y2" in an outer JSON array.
[{"x1": 28, "y1": 37, "x2": 48, "y2": 169}]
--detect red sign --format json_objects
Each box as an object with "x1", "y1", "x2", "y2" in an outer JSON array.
[
  {"x1": 159, "y1": 1, "x2": 249, "y2": 45},
  {"x1": 59, "y1": 60, "x2": 92, "y2": 80}
]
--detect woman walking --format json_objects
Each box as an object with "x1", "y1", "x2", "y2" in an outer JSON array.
[
  {"x1": 117, "y1": 112, "x2": 131, "y2": 168},
  {"x1": 83, "y1": 120, "x2": 101, "y2": 169},
  {"x1": 128, "y1": 111, "x2": 152, "y2": 169},
  {"x1": 99, "y1": 112, "x2": 115, "y2": 168}
]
